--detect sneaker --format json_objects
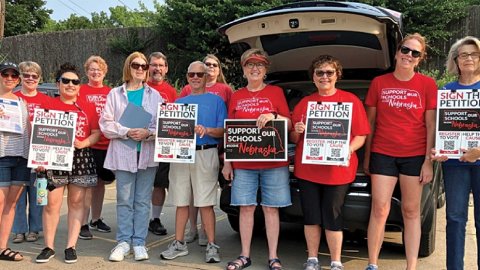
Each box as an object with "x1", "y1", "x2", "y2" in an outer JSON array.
[
  {"x1": 109, "y1": 242, "x2": 130, "y2": 262},
  {"x1": 89, "y1": 219, "x2": 111, "y2": 233},
  {"x1": 160, "y1": 240, "x2": 188, "y2": 260},
  {"x1": 133, "y1": 245, "x2": 149, "y2": 261},
  {"x1": 365, "y1": 264, "x2": 379, "y2": 270},
  {"x1": 304, "y1": 259, "x2": 319, "y2": 270},
  {"x1": 205, "y1": 242, "x2": 220, "y2": 263},
  {"x1": 198, "y1": 229, "x2": 208, "y2": 246},
  {"x1": 184, "y1": 230, "x2": 198, "y2": 243},
  {"x1": 12, "y1": 233, "x2": 25, "y2": 244},
  {"x1": 331, "y1": 262, "x2": 344, "y2": 270},
  {"x1": 64, "y1": 247, "x2": 77, "y2": 264},
  {"x1": 36, "y1": 247, "x2": 55, "y2": 263},
  {"x1": 79, "y1": 224, "x2": 93, "y2": 240},
  {"x1": 149, "y1": 218, "x2": 167, "y2": 235}
]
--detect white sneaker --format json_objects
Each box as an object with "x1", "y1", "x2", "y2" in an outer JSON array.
[
  {"x1": 205, "y1": 242, "x2": 220, "y2": 263},
  {"x1": 184, "y1": 230, "x2": 198, "y2": 243},
  {"x1": 160, "y1": 240, "x2": 189, "y2": 260},
  {"x1": 109, "y1": 242, "x2": 130, "y2": 262},
  {"x1": 198, "y1": 229, "x2": 208, "y2": 246},
  {"x1": 133, "y1": 246, "x2": 149, "y2": 261}
]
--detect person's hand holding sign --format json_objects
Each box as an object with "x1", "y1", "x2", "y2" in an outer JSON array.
[{"x1": 194, "y1": 124, "x2": 208, "y2": 138}]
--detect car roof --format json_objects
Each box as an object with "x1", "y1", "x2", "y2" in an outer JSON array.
[
  {"x1": 13, "y1": 82, "x2": 59, "y2": 97},
  {"x1": 218, "y1": 1, "x2": 403, "y2": 81}
]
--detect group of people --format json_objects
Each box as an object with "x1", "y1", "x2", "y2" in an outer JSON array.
[{"x1": 0, "y1": 32, "x2": 478, "y2": 270}]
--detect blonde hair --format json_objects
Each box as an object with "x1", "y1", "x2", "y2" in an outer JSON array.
[
  {"x1": 445, "y1": 36, "x2": 480, "y2": 76},
  {"x1": 240, "y1": 48, "x2": 270, "y2": 69},
  {"x1": 84, "y1": 55, "x2": 108, "y2": 74},
  {"x1": 19, "y1": 61, "x2": 42, "y2": 79},
  {"x1": 122, "y1": 51, "x2": 149, "y2": 83},
  {"x1": 203, "y1": 54, "x2": 228, "y2": 84}
]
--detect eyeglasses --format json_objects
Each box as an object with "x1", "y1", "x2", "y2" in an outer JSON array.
[
  {"x1": 149, "y1": 64, "x2": 166, "y2": 68},
  {"x1": 21, "y1": 73, "x2": 39, "y2": 80},
  {"x1": 1, "y1": 72, "x2": 20, "y2": 79},
  {"x1": 187, "y1": 72, "x2": 206, "y2": 78},
  {"x1": 400, "y1": 46, "x2": 422, "y2": 58},
  {"x1": 59, "y1": 77, "x2": 81, "y2": 85},
  {"x1": 130, "y1": 62, "x2": 149, "y2": 70},
  {"x1": 244, "y1": 62, "x2": 266, "y2": 69},
  {"x1": 458, "y1": 52, "x2": 480, "y2": 60},
  {"x1": 314, "y1": 70, "x2": 336, "y2": 77},
  {"x1": 205, "y1": 62, "x2": 219, "y2": 68},
  {"x1": 88, "y1": 68, "x2": 102, "y2": 73}
]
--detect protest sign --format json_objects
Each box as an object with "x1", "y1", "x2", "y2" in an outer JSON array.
[
  {"x1": 435, "y1": 89, "x2": 480, "y2": 158},
  {"x1": 224, "y1": 119, "x2": 287, "y2": 161},
  {"x1": 302, "y1": 101, "x2": 352, "y2": 166},
  {"x1": 154, "y1": 103, "x2": 197, "y2": 163},
  {"x1": 0, "y1": 98, "x2": 23, "y2": 134},
  {"x1": 28, "y1": 108, "x2": 77, "y2": 171}
]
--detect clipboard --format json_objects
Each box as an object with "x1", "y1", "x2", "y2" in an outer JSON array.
[{"x1": 119, "y1": 102, "x2": 152, "y2": 149}]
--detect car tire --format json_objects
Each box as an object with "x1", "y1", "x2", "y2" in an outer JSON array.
[{"x1": 419, "y1": 194, "x2": 437, "y2": 257}]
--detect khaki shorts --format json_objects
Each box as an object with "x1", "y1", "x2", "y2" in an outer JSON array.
[{"x1": 169, "y1": 148, "x2": 219, "y2": 207}]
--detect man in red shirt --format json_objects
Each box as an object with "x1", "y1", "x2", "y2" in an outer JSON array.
[{"x1": 146, "y1": 52, "x2": 177, "y2": 235}]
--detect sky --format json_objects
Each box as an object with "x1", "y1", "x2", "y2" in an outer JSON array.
[{"x1": 45, "y1": 0, "x2": 159, "y2": 21}]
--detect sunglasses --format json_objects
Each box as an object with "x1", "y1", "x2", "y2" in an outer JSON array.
[
  {"x1": 21, "y1": 73, "x2": 39, "y2": 80},
  {"x1": 244, "y1": 62, "x2": 266, "y2": 69},
  {"x1": 314, "y1": 70, "x2": 336, "y2": 77},
  {"x1": 130, "y1": 62, "x2": 149, "y2": 70},
  {"x1": 1, "y1": 72, "x2": 19, "y2": 79},
  {"x1": 187, "y1": 72, "x2": 206, "y2": 78},
  {"x1": 400, "y1": 46, "x2": 422, "y2": 58},
  {"x1": 205, "y1": 62, "x2": 219, "y2": 68},
  {"x1": 59, "y1": 77, "x2": 81, "y2": 85}
]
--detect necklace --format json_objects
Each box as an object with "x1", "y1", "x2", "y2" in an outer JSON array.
[{"x1": 247, "y1": 83, "x2": 265, "y2": 100}]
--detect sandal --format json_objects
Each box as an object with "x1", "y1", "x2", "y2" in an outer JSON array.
[
  {"x1": 268, "y1": 258, "x2": 283, "y2": 270},
  {"x1": 26, "y1": 232, "x2": 39, "y2": 242},
  {"x1": 12, "y1": 233, "x2": 25, "y2": 244},
  {"x1": 0, "y1": 248, "x2": 23, "y2": 261},
  {"x1": 226, "y1": 255, "x2": 251, "y2": 270}
]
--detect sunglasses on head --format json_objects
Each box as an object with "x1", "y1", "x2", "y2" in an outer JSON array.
[
  {"x1": 314, "y1": 70, "x2": 336, "y2": 77},
  {"x1": 59, "y1": 77, "x2": 81, "y2": 85},
  {"x1": 400, "y1": 46, "x2": 422, "y2": 58},
  {"x1": 130, "y1": 62, "x2": 149, "y2": 70},
  {"x1": 187, "y1": 72, "x2": 205, "y2": 78},
  {"x1": 21, "y1": 73, "x2": 39, "y2": 80},
  {"x1": 205, "y1": 62, "x2": 219, "y2": 68},
  {"x1": 1, "y1": 71, "x2": 19, "y2": 79}
]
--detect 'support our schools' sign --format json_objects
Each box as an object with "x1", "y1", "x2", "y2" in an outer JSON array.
[
  {"x1": 224, "y1": 119, "x2": 287, "y2": 161},
  {"x1": 28, "y1": 108, "x2": 77, "y2": 171}
]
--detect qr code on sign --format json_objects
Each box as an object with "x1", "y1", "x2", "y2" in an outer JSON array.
[
  {"x1": 331, "y1": 148, "x2": 341, "y2": 158},
  {"x1": 55, "y1": 155, "x2": 66, "y2": 164},
  {"x1": 35, "y1": 152, "x2": 46, "y2": 161},
  {"x1": 180, "y1": 147, "x2": 189, "y2": 155},
  {"x1": 161, "y1": 146, "x2": 171, "y2": 154},
  {"x1": 443, "y1": 140, "x2": 455, "y2": 150},
  {"x1": 309, "y1": 148, "x2": 320, "y2": 156},
  {"x1": 468, "y1": 141, "x2": 479, "y2": 149}
]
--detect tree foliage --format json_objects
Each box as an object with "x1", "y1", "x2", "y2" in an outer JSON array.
[{"x1": 4, "y1": 0, "x2": 52, "y2": 37}]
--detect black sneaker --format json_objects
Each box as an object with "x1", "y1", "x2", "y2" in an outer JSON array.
[
  {"x1": 79, "y1": 224, "x2": 93, "y2": 240},
  {"x1": 149, "y1": 218, "x2": 167, "y2": 235},
  {"x1": 89, "y1": 219, "x2": 111, "y2": 233},
  {"x1": 36, "y1": 247, "x2": 55, "y2": 263},
  {"x1": 64, "y1": 247, "x2": 77, "y2": 264}
]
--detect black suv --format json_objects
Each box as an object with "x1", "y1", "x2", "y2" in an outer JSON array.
[{"x1": 218, "y1": 1, "x2": 444, "y2": 257}]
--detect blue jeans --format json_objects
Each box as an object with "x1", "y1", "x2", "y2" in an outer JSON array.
[
  {"x1": 443, "y1": 164, "x2": 480, "y2": 270},
  {"x1": 12, "y1": 173, "x2": 43, "y2": 233},
  {"x1": 115, "y1": 167, "x2": 156, "y2": 246}
]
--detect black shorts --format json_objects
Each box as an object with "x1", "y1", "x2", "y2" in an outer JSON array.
[
  {"x1": 369, "y1": 152, "x2": 424, "y2": 177},
  {"x1": 154, "y1": 162, "x2": 170, "y2": 188},
  {"x1": 298, "y1": 179, "x2": 349, "y2": 231},
  {"x1": 91, "y1": 148, "x2": 115, "y2": 183}
]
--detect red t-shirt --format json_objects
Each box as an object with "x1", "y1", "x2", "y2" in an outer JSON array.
[
  {"x1": 180, "y1": 82, "x2": 233, "y2": 106},
  {"x1": 45, "y1": 98, "x2": 99, "y2": 142},
  {"x1": 365, "y1": 73, "x2": 437, "y2": 157},
  {"x1": 78, "y1": 84, "x2": 111, "y2": 150},
  {"x1": 147, "y1": 81, "x2": 177, "y2": 103},
  {"x1": 14, "y1": 91, "x2": 52, "y2": 122},
  {"x1": 292, "y1": 90, "x2": 370, "y2": 185},
  {"x1": 228, "y1": 84, "x2": 290, "y2": 169}
]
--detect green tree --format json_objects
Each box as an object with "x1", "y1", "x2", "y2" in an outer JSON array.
[{"x1": 4, "y1": 0, "x2": 51, "y2": 36}]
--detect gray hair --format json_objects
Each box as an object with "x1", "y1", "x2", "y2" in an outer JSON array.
[{"x1": 445, "y1": 36, "x2": 480, "y2": 76}]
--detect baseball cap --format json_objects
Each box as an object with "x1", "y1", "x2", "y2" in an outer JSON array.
[{"x1": 0, "y1": 62, "x2": 19, "y2": 75}]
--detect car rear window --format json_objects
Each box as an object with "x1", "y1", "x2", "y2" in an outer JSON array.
[{"x1": 261, "y1": 31, "x2": 382, "y2": 55}]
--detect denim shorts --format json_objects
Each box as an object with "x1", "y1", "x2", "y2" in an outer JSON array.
[
  {"x1": 0, "y1": 156, "x2": 30, "y2": 187},
  {"x1": 231, "y1": 166, "x2": 291, "y2": 207}
]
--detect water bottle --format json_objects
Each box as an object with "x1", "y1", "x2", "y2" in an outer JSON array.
[{"x1": 36, "y1": 172, "x2": 48, "y2": 206}]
